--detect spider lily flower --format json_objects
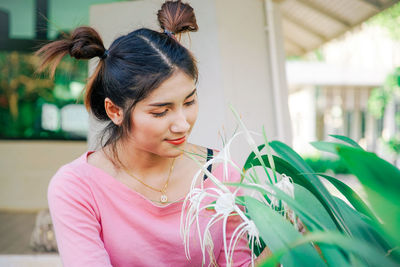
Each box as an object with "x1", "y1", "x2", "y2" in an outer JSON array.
[
  {"x1": 228, "y1": 218, "x2": 260, "y2": 267},
  {"x1": 242, "y1": 172, "x2": 296, "y2": 227},
  {"x1": 181, "y1": 182, "x2": 260, "y2": 266},
  {"x1": 264, "y1": 174, "x2": 294, "y2": 208},
  {"x1": 229, "y1": 105, "x2": 274, "y2": 183},
  {"x1": 181, "y1": 114, "x2": 292, "y2": 266},
  {"x1": 181, "y1": 138, "x2": 261, "y2": 266}
]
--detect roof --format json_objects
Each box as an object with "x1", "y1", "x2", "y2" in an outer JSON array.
[
  {"x1": 286, "y1": 61, "x2": 387, "y2": 87},
  {"x1": 279, "y1": 0, "x2": 399, "y2": 56}
]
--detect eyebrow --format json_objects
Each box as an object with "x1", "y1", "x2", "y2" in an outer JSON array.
[{"x1": 148, "y1": 88, "x2": 197, "y2": 107}]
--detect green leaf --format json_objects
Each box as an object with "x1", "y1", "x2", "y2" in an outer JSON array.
[
  {"x1": 245, "y1": 196, "x2": 326, "y2": 267},
  {"x1": 260, "y1": 232, "x2": 398, "y2": 267},
  {"x1": 337, "y1": 146, "x2": 400, "y2": 246},
  {"x1": 243, "y1": 144, "x2": 265, "y2": 174},
  {"x1": 316, "y1": 173, "x2": 377, "y2": 221},
  {"x1": 269, "y1": 141, "x2": 350, "y2": 235},
  {"x1": 329, "y1": 134, "x2": 364, "y2": 149},
  {"x1": 244, "y1": 155, "x2": 338, "y2": 211},
  {"x1": 310, "y1": 141, "x2": 350, "y2": 155},
  {"x1": 293, "y1": 185, "x2": 349, "y2": 267},
  {"x1": 244, "y1": 155, "x2": 309, "y2": 189},
  {"x1": 333, "y1": 197, "x2": 393, "y2": 265},
  {"x1": 233, "y1": 182, "x2": 348, "y2": 266},
  {"x1": 228, "y1": 182, "x2": 326, "y2": 231}
]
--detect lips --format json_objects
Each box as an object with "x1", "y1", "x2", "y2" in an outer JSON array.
[{"x1": 166, "y1": 136, "x2": 186, "y2": 145}]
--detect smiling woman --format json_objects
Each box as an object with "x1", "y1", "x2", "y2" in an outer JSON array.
[
  {"x1": 35, "y1": 0, "x2": 253, "y2": 266},
  {"x1": 117, "y1": 70, "x2": 199, "y2": 159}
]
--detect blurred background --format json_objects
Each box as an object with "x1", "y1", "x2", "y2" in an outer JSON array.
[{"x1": 0, "y1": 0, "x2": 399, "y2": 265}]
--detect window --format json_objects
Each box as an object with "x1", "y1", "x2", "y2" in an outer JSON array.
[{"x1": 0, "y1": 51, "x2": 88, "y2": 140}]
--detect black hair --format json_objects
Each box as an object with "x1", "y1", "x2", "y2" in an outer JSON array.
[{"x1": 35, "y1": 0, "x2": 199, "y2": 165}]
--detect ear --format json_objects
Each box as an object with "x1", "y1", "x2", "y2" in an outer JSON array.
[{"x1": 104, "y1": 97, "x2": 124, "y2": 126}]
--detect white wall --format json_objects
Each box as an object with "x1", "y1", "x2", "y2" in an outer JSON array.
[
  {"x1": 0, "y1": 141, "x2": 87, "y2": 211},
  {"x1": 288, "y1": 87, "x2": 316, "y2": 154},
  {"x1": 89, "y1": 0, "x2": 291, "y2": 163}
]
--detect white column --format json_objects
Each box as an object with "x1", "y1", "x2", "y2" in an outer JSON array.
[
  {"x1": 353, "y1": 88, "x2": 361, "y2": 142},
  {"x1": 365, "y1": 87, "x2": 376, "y2": 150},
  {"x1": 316, "y1": 86, "x2": 326, "y2": 141}
]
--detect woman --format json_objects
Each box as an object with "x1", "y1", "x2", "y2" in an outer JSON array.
[{"x1": 39, "y1": 1, "x2": 264, "y2": 266}]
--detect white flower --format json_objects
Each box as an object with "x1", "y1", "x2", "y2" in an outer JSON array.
[
  {"x1": 181, "y1": 139, "x2": 261, "y2": 266},
  {"x1": 228, "y1": 219, "x2": 260, "y2": 267},
  {"x1": 242, "y1": 171, "x2": 295, "y2": 218},
  {"x1": 181, "y1": 184, "x2": 260, "y2": 267},
  {"x1": 215, "y1": 193, "x2": 236, "y2": 215},
  {"x1": 268, "y1": 174, "x2": 294, "y2": 207},
  {"x1": 181, "y1": 112, "x2": 295, "y2": 267}
]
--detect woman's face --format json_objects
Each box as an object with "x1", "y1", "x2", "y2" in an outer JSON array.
[{"x1": 126, "y1": 70, "x2": 199, "y2": 157}]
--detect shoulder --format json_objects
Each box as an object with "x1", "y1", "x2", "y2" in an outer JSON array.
[
  {"x1": 48, "y1": 152, "x2": 95, "y2": 203},
  {"x1": 51, "y1": 152, "x2": 90, "y2": 182},
  {"x1": 48, "y1": 152, "x2": 102, "y2": 220}
]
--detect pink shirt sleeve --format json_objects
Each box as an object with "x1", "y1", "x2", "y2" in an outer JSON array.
[{"x1": 48, "y1": 167, "x2": 113, "y2": 267}]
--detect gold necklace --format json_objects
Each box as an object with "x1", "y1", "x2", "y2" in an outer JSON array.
[{"x1": 123, "y1": 158, "x2": 176, "y2": 204}]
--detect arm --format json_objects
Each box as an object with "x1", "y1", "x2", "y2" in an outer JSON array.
[
  {"x1": 254, "y1": 246, "x2": 273, "y2": 266},
  {"x1": 48, "y1": 168, "x2": 113, "y2": 267}
]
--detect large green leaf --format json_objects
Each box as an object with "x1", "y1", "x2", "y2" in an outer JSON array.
[
  {"x1": 260, "y1": 232, "x2": 398, "y2": 267},
  {"x1": 329, "y1": 134, "x2": 364, "y2": 149},
  {"x1": 293, "y1": 185, "x2": 349, "y2": 267},
  {"x1": 245, "y1": 197, "x2": 326, "y2": 267},
  {"x1": 333, "y1": 197, "x2": 392, "y2": 265},
  {"x1": 244, "y1": 155, "x2": 342, "y2": 213},
  {"x1": 244, "y1": 155, "x2": 311, "y2": 190},
  {"x1": 316, "y1": 173, "x2": 377, "y2": 221},
  {"x1": 269, "y1": 141, "x2": 349, "y2": 235},
  {"x1": 243, "y1": 144, "x2": 265, "y2": 173},
  {"x1": 229, "y1": 182, "x2": 326, "y2": 231},
  {"x1": 337, "y1": 146, "x2": 400, "y2": 246},
  {"x1": 310, "y1": 141, "x2": 350, "y2": 155},
  {"x1": 242, "y1": 183, "x2": 388, "y2": 265}
]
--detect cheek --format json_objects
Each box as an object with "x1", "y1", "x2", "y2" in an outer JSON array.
[
  {"x1": 188, "y1": 105, "x2": 199, "y2": 126},
  {"x1": 130, "y1": 115, "x2": 164, "y2": 139}
]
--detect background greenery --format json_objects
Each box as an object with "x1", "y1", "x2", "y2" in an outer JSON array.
[
  {"x1": 0, "y1": 51, "x2": 87, "y2": 140},
  {"x1": 304, "y1": 156, "x2": 350, "y2": 175}
]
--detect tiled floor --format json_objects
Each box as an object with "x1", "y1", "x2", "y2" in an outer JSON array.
[
  {"x1": 0, "y1": 210, "x2": 42, "y2": 254},
  {"x1": 0, "y1": 210, "x2": 62, "y2": 265},
  {"x1": 0, "y1": 254, "x2": 62, "y2": 267}
]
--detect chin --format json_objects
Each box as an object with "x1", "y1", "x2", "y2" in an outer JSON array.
[
  {"x1": 168, "y1": 149, "x2": 185, "y2": 158},
  {"x1": 164, "y1": 146, "x2": 186, "y2": 158}
]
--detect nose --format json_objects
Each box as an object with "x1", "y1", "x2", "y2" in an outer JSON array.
[{"x1": 170, "y1": 109, "x2": 191, "y2": 133}]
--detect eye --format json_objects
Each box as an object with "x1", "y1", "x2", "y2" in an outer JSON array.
[
  {"x1": 151, "y1": 110, "x2": 168, "y2": 118},
  {"x1": 185, "y1": 99, "x2": 196, "y2": 106}
]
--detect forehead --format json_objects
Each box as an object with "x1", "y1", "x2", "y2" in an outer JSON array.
[{"x1": 142, "y1": 71, "x2": 196, "y2": 103}]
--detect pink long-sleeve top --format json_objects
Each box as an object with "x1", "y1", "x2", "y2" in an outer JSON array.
[{"x1": 48, "y1": 151, "x2": 252, "y2": 267}]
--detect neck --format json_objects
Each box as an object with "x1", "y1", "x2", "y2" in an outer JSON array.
[{"x1": 107, "y1": 139, "x2": 183, "y2": 176}]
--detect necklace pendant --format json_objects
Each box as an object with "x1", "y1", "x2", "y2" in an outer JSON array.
[{"x1": 160, "y1": 194, "x2": 168, "y2": 203}]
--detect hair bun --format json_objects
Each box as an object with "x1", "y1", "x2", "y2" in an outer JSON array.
[
  {"x1": 69, "y1": 26, "x2": 106, "y2": 59},
  {"x1": 157, "y1": 0, "x2": 198, "y2": 35}
]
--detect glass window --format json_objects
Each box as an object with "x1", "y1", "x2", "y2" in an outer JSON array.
[{"x1": 0, "y1": 51, "x2": 88, "y2": 140}]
